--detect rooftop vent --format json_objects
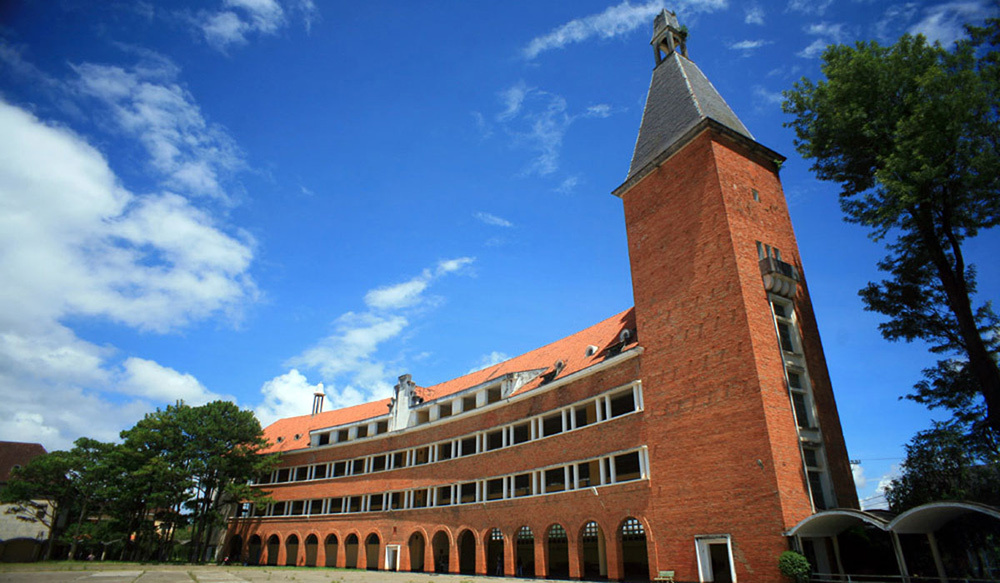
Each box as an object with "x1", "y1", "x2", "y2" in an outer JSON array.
[
  {"x1": 585, "y1": 345, "x2": 599, "y2": 357},
  {"x1": 619, "y1": 329, "x2": 632, "y2": 343},
  {"x1": 311, "y1": 392, "x2": 325, "y2": 416}
]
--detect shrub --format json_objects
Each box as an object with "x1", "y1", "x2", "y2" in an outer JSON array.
[{"x1": 778, "y1": 550, "x2": 811, "y2": 582}]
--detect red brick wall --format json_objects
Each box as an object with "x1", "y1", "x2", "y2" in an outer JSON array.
[{"x1": 621, "y1": 127, "x2": 855, "y2": 582}]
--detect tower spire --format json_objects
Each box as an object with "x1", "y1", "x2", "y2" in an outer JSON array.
[{"x1": 651, "y1": 9, "x2": 687, "y2": 63}]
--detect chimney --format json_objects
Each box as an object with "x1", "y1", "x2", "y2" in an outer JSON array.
[{"x1": 311, "y1": 392, "x2": 325, "y2": 416}]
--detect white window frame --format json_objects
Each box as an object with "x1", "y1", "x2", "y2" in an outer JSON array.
[{"x1": 695, "y1": 535, "x2": 737, "y2": 583}]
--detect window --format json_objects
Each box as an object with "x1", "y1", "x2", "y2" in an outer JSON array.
[
  {"x1": 772, "y1": 298, "x2": 799, "y2": 353},
  {"x1": 437, "y1": 441, "x2": 453, "y2": 461},
  {"x1": 351, "y1": 458, "x2": 365, "y2": 475},
  {"x1": 460, "y1": 482, "x2": 477, "y2": 503},
  {"x1": 328, "y1": 497, "x2": 343, "y2": 514},
  {"x1": 752, "y1": 188, "x2": 760, "y2": 202},
  {"x1": 792, "y1": 392, "x2": 811, "y2": 428},
  {"x1": 337, "y1": 429, "x2": 349, "y2": 442},
  {"x1": 803, "y1": 447, "x2": 829, "y2": 510},
  {"x1": 388, "y1": 492, "x2": 404, "y2": 510},
  {"x1": 290, "y1": 501, "x2": 304, "y2": 515},
  {"x1": 614, "y1": 452, "x2": 642, "y2": 482},
  {"x1": 542, "y1": 413, "x2": 563, "y2": 437},
  {"x1": 413, "y1": 447, "x2": 429, "y2": 465},
  {"x1": 332, "y1": 461, "x2": 347, "y2": 477},
  {"x1": 486, "y1": 478, "x2": 504, "y2": 501},
  {"x1": 486, "y1": 428, "x2": 504, "y2": 451},
  {"x1": 512, "y1": 422, "x2": 530, "y2": 444},
  {"x1": 317, "y1": 433, "x2": 330, "y2": 445},
  {"x1": 313, "y1": 464, "x2": 328, "y2": 479},
  {"x1": 577, "y1": 460, "x2": 600, "y2": 488},
  {"x1": 392, "y1": 451, "x2": 406, "y2": 469},
  {"x1": 609, "y1": 390, "x2": 637, "y2": 417},
  {"x1": 347, "y1": 496, "x2": 362, "y2": 513},
  {"x1": 371, "y1": 455, "x2": 387, "y2": 472},
  {"x1": 376, "y1": 420, "x2": 389, "y2": 434},
  {"x1": 438, "y1": 401, "x2": 453, "y2": 419},
  {"x1": 412, "y1": 489, "x2": 428, "y2": 508},
  {"x1": 545, "y1": 468, "x2": 565, "y2": 493},
  {"x1": 295, "y1": 467, "x2": 309, "y2": 481},
  {"x1": 275, "y1": 468, "x2": 290, "y2": 483},
  {"x1": 369, "y1": 493, "x2": 384, "y2": 512},
  {"x1": 460, "y1": 436, "x2": 477, "y2": 457},
  {"x1": 309, "y1": 499, "x2": 323, "y2": 514},
  {"x1": 574, "y1": 401, "x2": 598, "y2": 428},
  {"x1": 487, "y1": 386, "x2": 502, "y2": 404},
  {"x1": 463, "y1": 395, "x2": 477, "y2": 412},
  {"x1": 356, "y1": 424, "x2": 369, "y2": 439},
  {"x1": 513, "y1": 474, "x2": 532, "y2": 497},
  {"x1": 436, "y1": 486, "x2": 452, "y2": 506}
]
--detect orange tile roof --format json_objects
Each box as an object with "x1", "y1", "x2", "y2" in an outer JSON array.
[{"x1": 262, "y1": 307, "x2": 636, "y2": 453}]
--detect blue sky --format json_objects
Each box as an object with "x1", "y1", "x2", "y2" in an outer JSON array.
[{"x1": 1, "y1": 0, "x2": 997, "y2": 509}]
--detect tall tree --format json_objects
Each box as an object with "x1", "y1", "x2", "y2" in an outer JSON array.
[
  {"x1": 884, "y1": 421, "x2": 999, "y2": 512},
  {"x1": 782, "y1": 20, "x2": 1000, "y2": 433}
]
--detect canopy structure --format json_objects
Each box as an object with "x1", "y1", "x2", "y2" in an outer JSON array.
[{"x1": 786, "y1": 501, "x2": 1000, "y2": 583}]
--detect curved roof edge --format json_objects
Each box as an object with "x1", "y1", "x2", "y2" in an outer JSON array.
[{"x1": 786, "y1": 501, "x2": 1000, "y2": 537}]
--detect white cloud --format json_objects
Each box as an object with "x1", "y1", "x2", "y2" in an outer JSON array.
[
  {"x1": 199, "y1": 0, "x2": 286, "y2": 51},
  {"x1": 118, "y1": 357, "x2": 228, "y2": 405},
  {"x1": 752, "y1": 85, "x2": 784, "y2": 106},
  {"x1": 522, "y1": 0, "x2": 728, "y2": 59},
  {"x1": 745, "y1": 5, "x2": 765, "y2": 25},
  {"x1": 556, "y1": 175, "x2": 580, "y2": 194},
  {"x1": 851, "y1": 462, "x2": 867, "y2": 490},
  {"x1": 0, "y1": 97, "x2": 256, "y2": 449},
  {"x1": 285, "y1": 258, "x2": 475, "y2": 410},
  {"x1": 72, "y1": 58, "x2": 244, "y2": 201},
  {"x1": 495, "y1": 84, "x2": 570, "y2": 176},
  {"x1": 498, "y1": 82, "x2": 529, "y2": 121},
  {"x1": 256, "y1": 369, "x2": 327, "y2": 426},
  {"x1": 468, "y1": 351, "x2": 511, "y2": 373},
  {"x1": 364, "y1": 258, "x2": 473, "y2": 311},
  {"x1": 787, "y1": 0, "x2": 833, "y2": 16},
  {"x1": 585, "y1": 104, "x2": 613, "y2": 118},
  {"x1": 729, "y1": 39, "x2": 771, "y2": 51},
  {"x1": 797, "y1": 22, "x2": 848, "y2": 58},
  {"x1": 908, "y1": 1, "x2": 999, "y2": 46},
  {"x1": 474, "y1": 212, "x2": 514, "y2": 228}
]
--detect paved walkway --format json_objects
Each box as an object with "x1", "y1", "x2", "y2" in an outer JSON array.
[{"x1": 0, "y1": 564, "x2": 555, "y2": 583}]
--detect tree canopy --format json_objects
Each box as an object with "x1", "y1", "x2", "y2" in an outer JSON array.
[
  {"x1": 782, "y1": 20, "x2": 1000, "y2": 436},
  {"x1": 0, "y1": 400, "x2": 275, "y2": 562}
]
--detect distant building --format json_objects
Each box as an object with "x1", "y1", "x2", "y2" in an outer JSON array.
[
  {"x1": 228, "y1": 10, "x2": 857, "y2": 582},
  {"x1": 0, "y1": 441, "x2": 51, "y2": 562}
]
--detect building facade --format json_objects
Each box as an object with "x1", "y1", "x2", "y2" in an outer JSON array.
[{"x1": 228, "y1": 10, "x2": 858, "y2": 582}]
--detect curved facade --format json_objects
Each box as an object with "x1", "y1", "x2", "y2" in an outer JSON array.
[{"x1": 229, "y1": 10, "x2": 858, "y2": 582}]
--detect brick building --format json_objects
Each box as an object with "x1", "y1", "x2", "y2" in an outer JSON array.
[{"x1": 227, "y1": 10, "x2": 858, "y2": 582}]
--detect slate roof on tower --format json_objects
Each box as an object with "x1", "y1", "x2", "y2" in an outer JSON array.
[{"x1": 626, "y1": 11, "x2": 753, "y2": 185}]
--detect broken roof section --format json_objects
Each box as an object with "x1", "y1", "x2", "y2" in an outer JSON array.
[{"x1": 262, "y1": 307, "x2": 637, "y2": 453}]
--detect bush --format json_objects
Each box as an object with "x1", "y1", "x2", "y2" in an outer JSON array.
[{"x1": 778, "y1": 550, "x2": 811, "y2": 582}]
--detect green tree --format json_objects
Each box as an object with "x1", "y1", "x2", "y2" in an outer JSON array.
[
  {"x1": 884, "y1": 421, "x2": 1000, "y2": 512},
  {"x1": 0, "y1": 450, "x2": 76, "y2": 559},
  {"x1": 782, "y1": 21, "x2": 1000, "y2": 433}
]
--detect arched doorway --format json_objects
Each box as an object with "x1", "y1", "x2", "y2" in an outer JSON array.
[
  {"x1": 580, "y1": 521, "x2": 607, "y2": 579},
  {"x1": 547, "y1": 524, "x2": 569, "y2": 579},
  {"x1": 324, "y1": 534, "x2": 338, "y2": 567},
  {"x1": 408, "y1": 532, "x2": 426, "y2": 572},
  {"x1": 266, "y1": 534, "x2": 279, "y2": 566},
  {"x1": 248, "y1": 535, "x2": 262, "y2": 565},
  {"x1": 516, "y1": 526, "x2": 535, "y2": 577},
  {"x1": 285, "y1": 534, "x2": 299, "y2": 566},
  {"x1": 432, "y1": 530, "x2": 450, "y2": 573},
  {"x1": 227, "y1": 534, "x2": 243, "y2": 563},
  {"x1": 344, "y1": 534, "x2": 359, "y2": 568},
  {"x1": 304, "y1": 534, "x2": 318, "y2": 567},
  {"x1": 486, "y1": 528, "x2": 504, "y2": 576},
  {"x1": 458, "y1": 529, "x2": 476, "y2": 574},
  {"x1": 620, "y1": 517, "x2": 649, "y2": 582},
  {"x1": 365, "y1": 533, "x2": 381, "y2": 570}
]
